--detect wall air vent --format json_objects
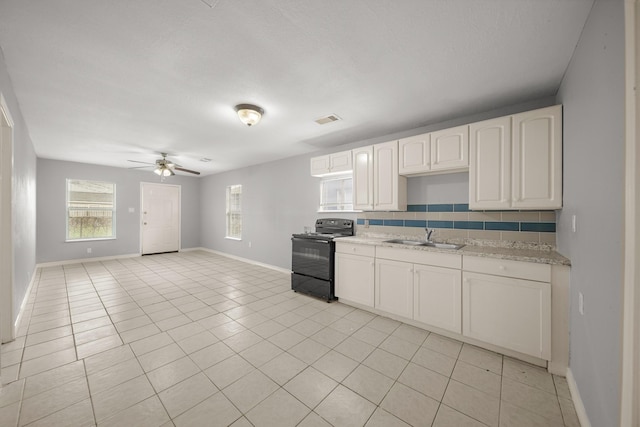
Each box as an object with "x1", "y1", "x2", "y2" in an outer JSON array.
[{"x1": 314, "y1": 114, "x2": 342, "y2": 125}]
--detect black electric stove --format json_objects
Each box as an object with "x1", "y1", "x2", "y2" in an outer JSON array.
[{"x1": 291, "y1": 218, "x2": 354, "y2": 301}]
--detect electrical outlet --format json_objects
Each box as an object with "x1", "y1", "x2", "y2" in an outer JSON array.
[
  {"x1": 572, "y1": 215, "x2": 577, "y2": 233},
  {"x1": 128, "y1": 207, "x2": 135, "y2": 213},
  {"x1": 87, "y1": 248, "x2": 92, "y2": 254},
  {"x1": 578, "y1": 292, "x2": 584, "y2": 315},
  {"x1": 364, "y1": 219, "x2": 369, "y2": 228}
]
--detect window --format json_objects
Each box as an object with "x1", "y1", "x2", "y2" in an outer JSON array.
[
  {"x1": 319, "y1": 174, "x2": 354, "y2": 211},
  {"x1": 66, "y1": 179, "x2": 115, "y2": 240},
  {"x1": 226, "y1": 184, "x2": 242, "y2": 239}
]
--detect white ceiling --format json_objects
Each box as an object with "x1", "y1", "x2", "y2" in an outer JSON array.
[{"x1": 0, "y1": 0, "x2": 594, "y2": 176}]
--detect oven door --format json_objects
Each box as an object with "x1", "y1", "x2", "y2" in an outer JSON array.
[{"x1": 291, "y1": 237, "x2": 332, "y2": 280}]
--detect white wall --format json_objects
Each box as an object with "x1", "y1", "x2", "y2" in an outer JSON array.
[
  {"x1": 556, "y1": 0, "x2": 625, "y2": 425},
  {"x1": 0, "y1": 47, "x2": 37, "y2": 326},
  {"x1": 36, "y1": 159, "x2": 202, "y2": 263}
]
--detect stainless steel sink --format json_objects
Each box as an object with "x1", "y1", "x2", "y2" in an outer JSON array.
[{"x1": 383, "y1": 239, "x2": 465, "y2": 250}]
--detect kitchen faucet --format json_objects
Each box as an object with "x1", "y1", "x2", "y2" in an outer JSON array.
[{"x1": 425, "y1": 227, "x2": 434, "y2": 242}]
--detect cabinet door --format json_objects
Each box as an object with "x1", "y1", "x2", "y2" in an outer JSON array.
[
  {"x1": 352, "y1": 146, "x2": 374, "y2": 210},
  {"x1": 399, "y1": 134, "x2": 430, "y2": 175},
  {"x1": 462, "y1": 272, "x2": 551, "y2": 360},
  {"x1": 329, "y1": 150, "x2": 353, "y2": 174},
  {"x1": 414, "y1": 265, "x2": 462, "y2": 334},
  {"x1": 375, "y1": 259, "x2": 413, "y2": 318},
  {"x1": 310, "y1": 155, "x2": 331, "y2": 176},
  {"x1": 430, "y1": 125, "x2": 469, "y2": 171},
  {"x1": 469, "y1": 117, "x2": 512, "y2": 210},
  {"x1": 373, "y1": 140, "x2": 406, "y2": 211},
  {"x1": 512, "y1": 105, "x2": 562, "y2": 209},
  {"x1": 335, "y1": 253, "x2": 375, "y2": 307}
]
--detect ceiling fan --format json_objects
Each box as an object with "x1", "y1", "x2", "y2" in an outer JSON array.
[{"x1": 128, "y1": 153, "x2": 201, "y2": 176}]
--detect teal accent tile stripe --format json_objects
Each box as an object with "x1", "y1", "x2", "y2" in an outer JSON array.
[
  {"x1": 454, "y1": 221, "x2": 484, "y2": 230},
  {"x1": 358, "y1": 219, "x2": 556, "y2": 232},
  {"x1": 428, "y1": 204, "x2": 453, "y2": 212},
  {"x1": 407, "y1": 205, "x2": 427, "y2": 212},
  {"x1": 404, "y1": 220, "x2": 427, "y2": 228},
  {"x1": 355, "y1": 204, "x2": 556, "y2": 233},
  {"x1": 428, "y1": 220, "x2": 453, "y2": 229},
  {"x1": 521, "y1": 222, "x2": 556, "y2": 232},
  {"x1": 485, "y1": 222, "x2": 519, "y2": 231}
]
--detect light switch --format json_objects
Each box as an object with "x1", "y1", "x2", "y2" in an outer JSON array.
[{"x1": 578, "y1": 292, "x2": 584, "y2": 315}]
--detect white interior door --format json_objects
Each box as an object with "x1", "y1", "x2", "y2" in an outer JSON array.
[
  {"x1": 141, "y1": 183, "x2": 181, "y2": 255},
  {"x1": 0, "y1": 95, "x2": 14, "y2": 348}
]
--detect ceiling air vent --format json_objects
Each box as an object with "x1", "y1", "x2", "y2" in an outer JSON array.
[{"x1": 315, "y1": 114, "x2": 342, "y2": 125}]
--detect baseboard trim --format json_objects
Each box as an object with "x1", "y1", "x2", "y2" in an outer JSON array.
[
  {"x1": 566, "y1": 368, "x2": 591, "y2": 427},
  {"x1": 36, "y1": 253, "x2": 140, "y2": 268},
  {"x1": 11, "y1": 267, "x2": 37, "y2": 341},
  {"x1": 193, "y1": 247, "x2": 291, "y2": 275}
]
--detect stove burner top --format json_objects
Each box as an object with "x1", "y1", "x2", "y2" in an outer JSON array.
[{"x1": 292, "y1": 218, "x2": 355, "y2": 241}]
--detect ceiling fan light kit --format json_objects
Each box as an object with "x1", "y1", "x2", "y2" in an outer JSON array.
[
  {"x1": 129, "y1": 153, "x2": 201, "y2": 177},
  {"x1": 235, "y1": 104, "x2": 264, "y2": 127}
]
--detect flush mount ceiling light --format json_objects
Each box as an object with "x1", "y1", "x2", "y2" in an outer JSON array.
[{"x1": 234, "y1": 104, "x2": 264, "y2": 127}]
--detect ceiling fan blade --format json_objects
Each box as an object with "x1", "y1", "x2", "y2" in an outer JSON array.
[
  {"x1": 174, "y1": 166, "x2": 201, "y2": 175},
  {"x1": 128, "y1": 166, "x2": 152, "y2": 169},
  {"x1": 128, "y1": 160, "x2": 155, "y2": 165}
]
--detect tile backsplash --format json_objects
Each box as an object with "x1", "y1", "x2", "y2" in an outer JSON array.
[{"x1": 356, "y1": 204, "x2": 556, "y2": 245}]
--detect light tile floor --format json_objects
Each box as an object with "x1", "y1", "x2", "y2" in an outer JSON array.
[{"x1": 0, "y1": 251, "x2": 581, "y2": 426}]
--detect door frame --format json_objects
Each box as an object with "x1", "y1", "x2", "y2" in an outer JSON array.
[
  {"x1": 139, "y1": 182, "x2": 182, "y2": 255},
  {"x1": 0, "y1": 93, "x2": 15, "y2": 346},
  {"x1": 621, "y1": 0, "x2": 640, "y2": 425}
]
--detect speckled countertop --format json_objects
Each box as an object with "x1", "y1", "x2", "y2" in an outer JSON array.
[{"x1": 336, "y1": 235, "x2": 571, "y2": 266}]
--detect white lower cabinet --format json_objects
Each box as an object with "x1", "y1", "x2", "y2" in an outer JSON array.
[
  {"x1": 335, "y1": 245, "x2": 375, "y2": 307},
  {"x1": 462, "y1": 271, "x2": 551, "y2": 360},
  {"x1": 337, "y1": 243, "x2": 556, "y2": 364},
  {"x1": 375, "y1": 259, "x2": 414, "y2": 318},
  {"x1": 414, "y1": 264, "x2": 462, "y2": 334},
  {"x1": 375, "y1": 248, "x2": 462, "y2": 332}
]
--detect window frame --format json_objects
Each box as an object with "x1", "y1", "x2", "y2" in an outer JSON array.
[
  {"x1": 318, "y1": 173, "x2": 358, "y2": 213},
  {"x1": 66, "y1": 179, "x2": 116, "y2": 242},
  {"x1": 226, "y1": 184, "x2": 242, "y2": 240}
]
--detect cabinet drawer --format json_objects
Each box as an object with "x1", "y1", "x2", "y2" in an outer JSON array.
[
  {"x1": 376, "y1": 246, "x2": 461, "y2": 269},
  {"x1": 336, "y1": 243, "x2": 376, "y2": 257},
  {"x1": 463, "y1": 256, "x2": 550, "y2": 282}
]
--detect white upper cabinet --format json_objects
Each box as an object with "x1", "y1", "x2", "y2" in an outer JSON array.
[
  {"x1": 310, "y1": 150, "x2": 352, "y2": 177},
  {"x1": 512, "y1": 105, "x2": 563, "y2": 209},
  {"x1": 399, "y1": 126, "x2": 469, "y2": 176},
  {"x1": 353, "y1": 141, "x2": 407, "y2": 211},
  {"x1": 352, "y1": 146, "x2": 375, "y2": 210},
  {"x1": 399, "y1": 133, "x2": 431, "y2": 175},
  {"x1": 469, "y1": 105, "x2": 562, "y2": 210},
  {"x1": 469, "y1": 116, "x2": 512, "y2": 210},
  {"x1": 430, "y1": 125, "x2": 469, "y2": 171}
]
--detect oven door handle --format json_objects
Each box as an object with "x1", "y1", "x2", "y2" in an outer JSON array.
[{"x1": 291, "y1": 237, "x2": 330, "y2": 244}]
